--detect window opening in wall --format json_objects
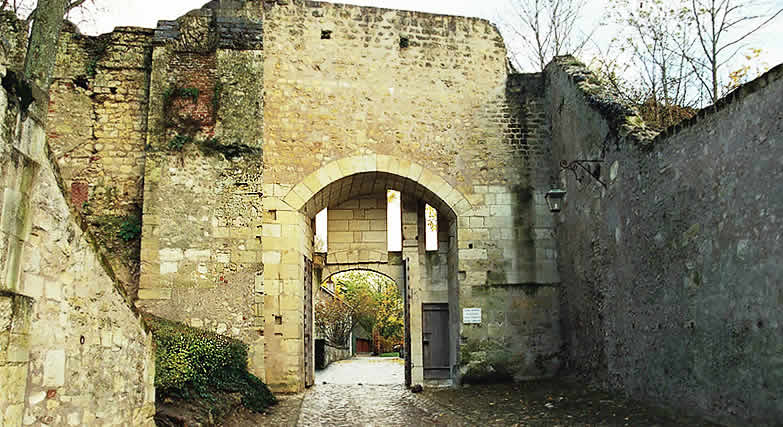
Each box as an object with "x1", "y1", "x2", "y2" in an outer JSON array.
[
  {"x1": 387, "y1": 190, "x2": 402, "y2": 252},
  {"x1": 425, "y1": 204, "x2": 438, "y2": 251},
  {"x1": 315, "y1": 208, "x2": 328, "y2": 253}
]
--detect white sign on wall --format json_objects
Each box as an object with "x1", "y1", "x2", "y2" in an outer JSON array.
[{"x1": 462, "y1": 308, "x2": 482, "y2": 324}]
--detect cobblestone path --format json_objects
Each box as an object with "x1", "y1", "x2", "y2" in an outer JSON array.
[
  {"x1": 298, "y1": 384, "x2": 459, "y2": 426},
  {"x1": 223, "y1": 358, "x2": 720, "y2": 426}
]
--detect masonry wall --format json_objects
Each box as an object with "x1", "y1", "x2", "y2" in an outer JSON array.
[
  {"x1": 46, "y1": 25, "x2": 154, "y2": 299},
  {"x1": 327, "y1": 195, "x2": 389, "y2": 259},
  {"x1": 136, "y1": 8, "x2": 267, "y2": 380},
  {"x1": 548, "y1": 58, "x2": 783, "y2": 425},
  {"x1": 1, "y1": 52, "x2": 154, "y2": 427},
  {"x1": 259, "y1": 0, "x2": 560, "y2": 386}
]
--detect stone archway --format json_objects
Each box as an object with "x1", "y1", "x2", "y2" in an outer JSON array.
[
  {"x1": 319, "y1": 250, "x2": 404, "y2": 288},
  {"x1": 261, "y1": 156, "x2": 469, "y2": 391},
  {"x1": 281, "y1": 155, "x2": 473, "y2": 217}
]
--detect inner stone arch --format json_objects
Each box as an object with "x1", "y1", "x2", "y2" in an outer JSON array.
[{"x1": 261, "y1": 169, "x2": 462, "y2": 390}]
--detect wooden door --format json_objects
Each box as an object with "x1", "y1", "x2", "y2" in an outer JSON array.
[
  {"x1": 422, "y1": 303, "x2": 450, "y2": 380},
  {"x1": 304, "y1": 256, "x2": 314, "y2": 387},
  {"x1": 356, "y1": 339, "x2": 371, "y2": 353}
]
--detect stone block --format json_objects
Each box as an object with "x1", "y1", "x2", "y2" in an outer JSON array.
[
  {"x1": 349, "y1": 220, "x2": 369, "y2": 231},
  {"x1": 490, "y1": 205, "x2": 512, "y2": 217},
  {"x1": 329, "y1": 220, "x2": 349, "y2": 231},
  {"x1": 460, "y1": 248, "x2": 487, "y2": 260},
  {"x1": 160, "y1": 262, "x2": 178, "y2": 274},
  {"x1": 158, "y1": 248, "x2": 184, "y2": 262},
  {"x1": 329, "y1": 210, "x2": 354, "y2": 220},
  {"x1": 329, "y1": 232, "x2": 354, "y2": 243},
  {"x1": 43, "y1": 349, "x2": 66, "y2": 387},
  {"x1": 361, "y1": 231, "x2": 385, "y2": 243},
  {"x1": 263, "y1": 251, "x2": 281, "y2": 265},
  {"x1": 137, "y1": 288, "x2": 172, "y2": 300},
  {"x1": 366, "y1": 209, "x2": 386, "y2": 220}
]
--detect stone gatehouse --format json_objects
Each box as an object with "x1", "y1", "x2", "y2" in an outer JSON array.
[
  {"x1": 1, "y1": 0, "x2": 781, "y2": 426},
  {"x1": 40, "y1": 0, "x2": 562, "y2": 393}
]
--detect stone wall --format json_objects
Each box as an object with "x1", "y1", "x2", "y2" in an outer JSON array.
[
  {"x1": 259, "y1": 0, "x2": 560, "y2": 387},
  {"x1": 13, "y1": 0, "x2": 562, "y2": 394},
  {"x1": 136, "y1": 7, "x2": 266, "y2": 380},
  {"x1": 327, "y1": 195, "x2": 390, "y2": 259},
  {"x1": 1, "y1": 43, "x2": 154, "y2": 427},
  {"x1": 547, "y1": 57, "x2": 783, "y2": 425},
  {"x1": 318, "y1": 341, "x2": 351, "y2": 370},
  {"x1": 46, "y1": 26, "x2": 154, "y2": 299}
]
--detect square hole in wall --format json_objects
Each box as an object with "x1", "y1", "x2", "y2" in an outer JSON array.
[{"x1": 321, "y1": 30, "x2": 332, "y2": 39}]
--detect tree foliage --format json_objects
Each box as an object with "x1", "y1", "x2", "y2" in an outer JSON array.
[
  {"x1": 590, "y1": 0, "x2": 780, "y2": 128},
  {"x1": 315, "y1": 270, "x2": 404, "y2": 353},
  {"x1": 685, "y1": 0, "x2": 782, "y2": 103}
]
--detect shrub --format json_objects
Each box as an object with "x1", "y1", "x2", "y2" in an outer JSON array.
[
  {"x1": 142, "y1": 313, "x2": 276, "y2": 412},
  {"x1": 168, "y1": 134, "x2": 193, "y2": 151},
  {"x1": 118, "y1": 216, "x2": 141, "y2": 241}
]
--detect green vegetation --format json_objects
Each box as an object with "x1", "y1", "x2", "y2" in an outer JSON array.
[
  {"x1": 143, "y1": 313, "x2": 276, "y2": 413},
  {"x1": 168, "y1": 133, "x2": 193, "y2": 151},
  {"x1": 459, "y1": 339, "x2": 515, "y2": 384},
  {"x1": 317, "y1": 271, "x2": 404, "y2": 355},
  {"x1": 162, "y1": 85, "x2": 200, "y2": 107},
  {"x1": 212, "y1": 81, "x2": 223, "y2": 114},
  {"x1": 118, "y1": 216, "x2": 141, "y2": 242},
  {"x1": 85, "y1": 36, "x2": 111, "y2": 78},
  {"x1": 195, "y1": 137, "x2": 261, "y2": 161},
  {"x1": 379, "y1": 352, "x2": 400, "y2": 358}
]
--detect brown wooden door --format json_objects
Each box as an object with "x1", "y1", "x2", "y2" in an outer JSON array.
[
  {"x1": 422, "y1": 303, "x2": 450, "y2": 380},
  {"x1": 304, "y1": 256, "x2": 314, "y2": 387},
  {"x1": 356, "y1": 339, "x2": 371, "y2": 353}
]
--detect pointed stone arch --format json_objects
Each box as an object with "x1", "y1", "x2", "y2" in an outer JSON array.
[{"x1": 281, "y1": 155, "x2": 474, "y2": 218}]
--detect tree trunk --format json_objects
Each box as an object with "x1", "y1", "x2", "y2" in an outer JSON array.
[{"x1": 23, "y1": 0, "x2": 68, "y2": 92}]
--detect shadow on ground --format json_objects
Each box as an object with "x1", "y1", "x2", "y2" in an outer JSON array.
[{"x1": 222, "y1": 377, "x2": 720, "y2": 426}]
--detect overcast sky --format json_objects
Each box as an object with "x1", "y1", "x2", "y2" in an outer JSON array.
[{"x1": 71, "y1": 0, "x2": 782, "y2": 74}]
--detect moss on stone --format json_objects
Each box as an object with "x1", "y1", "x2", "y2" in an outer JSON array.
[
  {"x1": 459, "y1": 339, "x2": 515, "y2": 383},
  {"x1": 195, "y1": 137, "x2": 262, "y2": 161}
]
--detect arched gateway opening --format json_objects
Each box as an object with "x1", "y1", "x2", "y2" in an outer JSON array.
[
  {"x1": 314, "y1": 269, "x2": 405, "y2": 385},
  {"x1": 261, "y1": 157, "x2": 468, "y2": 392}
]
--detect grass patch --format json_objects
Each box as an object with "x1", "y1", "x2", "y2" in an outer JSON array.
[{"x1": 380, "y1": 352, "x2": 400, "y2": 358}]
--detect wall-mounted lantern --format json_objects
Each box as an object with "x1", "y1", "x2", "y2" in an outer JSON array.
[{"x1": 545, "y1": 189, "x2": 567, "y2": 212}]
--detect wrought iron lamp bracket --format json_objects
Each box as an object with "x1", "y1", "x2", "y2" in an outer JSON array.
[{"x1": 560, "y1": 159, "x2": 607, "y2": 189}]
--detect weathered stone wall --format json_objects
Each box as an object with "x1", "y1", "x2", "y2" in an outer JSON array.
[
  {"x1": 1, "y1": 46, "x2": 154, "y2": 426},
  {"x1": 259, "y1": 0, "x2": 560, "y2": 387},
  {"x1": 29, "y1": 0, "x2": 562, "y2": 393},
  {"x1": 548, "y1": 57, "x2": 783, "y2": 425},
  {"x1": 321, "y1": 341, "x2": 351, "y2": 369},
  {"x1": 137, "y1": 7, "x2": 266, "y2": 380},
  {"x1": 46, "y1": 25, "x2": 154, "y2": 299},
  {"x1": 0, "y1": 291, "x2": 33, "y2": 426}
]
